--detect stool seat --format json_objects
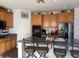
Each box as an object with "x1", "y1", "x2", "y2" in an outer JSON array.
[
  {"x1": 25, "y1": 46, "x2": 36, "y2": 52},
  {"x1": 37, "y1": 47, "x2": 49, "y2": 52},
  {"x1": 54, "y1": 48, "x2": 67, "y2": 58},
  {"x1": 54, "y1": 48, "x2": 66, "y2": 53}
]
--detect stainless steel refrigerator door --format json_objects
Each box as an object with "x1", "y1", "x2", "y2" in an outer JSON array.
[
  {"x1": 68, "y1": 23, "x2": 74, "y2": 46},
  {"x1": 58, "y1": 23, "x2": 65, "y2": 38}
]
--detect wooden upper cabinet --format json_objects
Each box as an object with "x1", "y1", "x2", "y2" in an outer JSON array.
[
  {"x1": 66, "y1": 12, "x2": 74, "y2": 23},
  {"x1": 0, "y1": 11, "x2": 3, "y2": 20},
  {"x1": 0, "y1": 9, "x2": 13, "y2": 28},
  {"x1": 32, "y1": 14, "x2": 42, "y2": 26},
  {"x1": 42, "y1": 14, "x2": 50, "y2": 28},
  {"x1": 6, "y1": 12, "x2": 13, "y2": 28},
  {"x1": 3, "y1": 11, "x2": 7, "y2": 21},
  {"x1": 58, "y1": 13, "x2": 66, "y2": 23},
  {"x1": 50, "y1": 14, "x2": 58, "y2": 28},
  {"x1": 0, "y1": 10, "x2": 6, "y2": 20},
  {"x1": 58, "y1": 12, "x2": 74, "y2": 23}
]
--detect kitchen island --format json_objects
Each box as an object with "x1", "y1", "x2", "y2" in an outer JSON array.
[{"x1": 17, "y1": 36, "x2": 57, "y2": 58}]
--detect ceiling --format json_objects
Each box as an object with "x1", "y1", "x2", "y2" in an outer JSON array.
[{"x1": 0, "y1": 0, "x2": 79, "y2": 12}]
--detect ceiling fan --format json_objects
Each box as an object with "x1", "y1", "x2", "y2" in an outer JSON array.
[
  {"x1": 37, "y1": 0, "x2": 45, "y2": 3},
  {"x1": 36, "y1": 0, "x2": 56, "y2": 3}
]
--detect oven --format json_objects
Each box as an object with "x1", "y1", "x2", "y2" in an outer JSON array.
[{"x1": 32, "y1": 25, "x2": 41, "y2": 37}]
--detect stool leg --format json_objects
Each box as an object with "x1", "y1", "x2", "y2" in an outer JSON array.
[
  {"x1": 38, "y1": 52, "x2": 47, "y2": 58},
  {"x1": 26, "y1": 51, "x2": 34, "y2": 58}
]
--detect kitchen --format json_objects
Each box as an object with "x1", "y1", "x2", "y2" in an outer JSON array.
[{"x1": 0, "y1": 0, "x2": 79, "y2": 58}]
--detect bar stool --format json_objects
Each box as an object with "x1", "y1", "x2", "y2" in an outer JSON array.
[
  {"x1": 37, "y1": 47, "x2": 49, "y2": 58},
  {"x1": 53, "y1": 38, "x2": 68, "y2": 58},
  {"x1": 36, "y1": 39, "x2": 49, "y2": 58},
  {"x1": 23, "y1": 38, "x2": 36, "y2": 58},
  {"x1": 70, "y1": 39, "x2": 79, "y2": 58}
]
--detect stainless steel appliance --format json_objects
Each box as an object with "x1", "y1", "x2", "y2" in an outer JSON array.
[
  {"x1": 32, "y1": 25, "x2": 41, "y2": 37},
  {"x1": 58, "y1": 23, "x2": 74, "y2": 45},
  {"x1": 42, "y1": 29, "x2": 46, "y2": 35}
]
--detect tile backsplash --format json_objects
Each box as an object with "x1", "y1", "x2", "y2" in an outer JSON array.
[{"x1": 43, "y1": 28, "x2": 57, "y2": 35}]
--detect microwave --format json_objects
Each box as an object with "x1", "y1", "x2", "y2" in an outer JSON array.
[{"x1": 0, "y1": 20, "x2": 6, "y2": 29}]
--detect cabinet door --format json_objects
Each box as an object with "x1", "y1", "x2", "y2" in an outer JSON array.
[
  {"x1": 0, "y1": 39, "x2": 2, "y2": 55},
  {"x1": 32, "y1": 14, "x2": 42, "y2": 25},
  {"x1": 50, "y1": 14, "x2": 58, "y2": 28},
  {"x1": 6, "y1": 12, "x2": 13, "y2": 28},
  {"x1": 43, "y1": 14, "x2": 50, "y2": 28},
  {"x1": 0, "y1": 10, "x2": 7, "y2": 21},
  {"x1": 6, "y1": 38, "x2": 11, "y2": 51},
  {"x1": 66, "y1": 12, "x2": 74, "y2": 23},
  {"x1": 58, "y1": 13, "x2": 66, "y2": 23},
  {"x1": 10, "y1": 37, "x2": 13, "y2": 49},
  {"x1": 11, "y1": 36, "x2": 16, "y2": 49},
  {"x1": 1, "y1": 39, "x2": 6, "y2": 54},
  {"x1": 3, "y1": 11, "x2": 7, "y2": 21},
  {"x1": 0, "y1": 11, "x2": 3, "y2": 20},
  {"x1": 13, "y1": 37, "x2": 16, "y2": 48}
]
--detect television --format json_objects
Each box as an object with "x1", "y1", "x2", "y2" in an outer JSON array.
[{"x1": 0, "y1": 21, "x2": 6, "y2": 29}]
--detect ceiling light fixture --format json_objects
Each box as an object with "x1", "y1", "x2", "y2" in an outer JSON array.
[
  {"x1": 37, "y1": 0, "x2": 45, "y2": 3},
  {"x1": 37, "y1": 0, "x2": 56, "y2": 3}
]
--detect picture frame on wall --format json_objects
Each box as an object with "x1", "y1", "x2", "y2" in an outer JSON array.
[{"x1": 21, "y1": 11, "x2": 29, "y2": 19}]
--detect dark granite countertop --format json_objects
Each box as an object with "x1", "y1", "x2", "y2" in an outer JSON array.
[
  {"x1": 0, "y1": 33, "x2": 17, "y2": 38},
  {"x1": 23, "y1": 37, "x2": 53, "y2": 44}
]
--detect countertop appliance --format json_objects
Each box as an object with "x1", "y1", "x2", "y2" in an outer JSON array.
[{"x1": 42, "y1": 29, "x2": 46, "y2": 35}]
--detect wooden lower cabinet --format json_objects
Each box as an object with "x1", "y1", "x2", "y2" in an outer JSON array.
[
  {"x1": 0, "y1": 35, "x2": 17, "y2": 55},
  {"x1": 5, "y1": 38, "x2": 11, "y2": 51},
  {"x1": 1, "y1": 39, "x2": 6, "y2": 55},
  {"x1": 10, "y1": 36, "x2": 16, "y2": 49},
  {"x1": 0, "y1": 39, "x2": 3, "y2": 55},
  {"x1": 0, "y1": 38, "x2": 6, "y2": 55},
  {"x1": 12, "y1": 37, "x2": 16, "y2": 48}
]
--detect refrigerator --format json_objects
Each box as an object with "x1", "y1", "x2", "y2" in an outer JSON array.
[{"x1": 58, "y1": 23, "x2": 74, "y2": 45}]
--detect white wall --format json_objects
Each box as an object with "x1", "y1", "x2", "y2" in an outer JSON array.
[
  {"x1": 12, "y1": 9, "x2": 32, "y2": 41},
  {"x1": 74, "y1": 8, "x2": 79, "y2": 39}
]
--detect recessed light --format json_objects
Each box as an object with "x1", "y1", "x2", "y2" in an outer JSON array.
[{"x1": 7, "y1": 9, "x2": 11, "y2": 12}]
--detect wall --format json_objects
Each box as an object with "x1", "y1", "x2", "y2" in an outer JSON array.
[
  {"x1": 74, "y1": 8, "x2": 79, "y2": 39},
  {"x1": 11, "y1": 9, "x2": 32, "y2": 41}
]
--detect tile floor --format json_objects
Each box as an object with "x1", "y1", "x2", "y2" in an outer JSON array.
[
  {"x1": 2, "y1": 48, "x2": 18, "y2": 58},
  {"x1": 23, "y1": 44, "x2": 73, "y2": 58},
  {"x1": 0, "y1": 44, "x2": 73, "y2": 58}
]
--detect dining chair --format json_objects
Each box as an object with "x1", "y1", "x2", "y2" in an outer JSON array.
[
  {"x1": 53, "y1": 38, "x2": 68, "y2": 58},
  {"x1": 70, "y1": 39, "x2": 79, "y2": 58},
  {"x1": 23, "y1": 38, "x2": 36, "y2": 58}
]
